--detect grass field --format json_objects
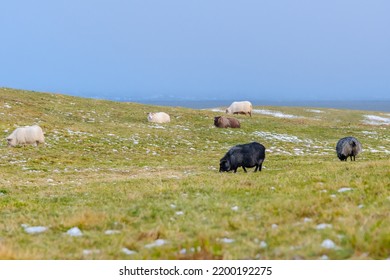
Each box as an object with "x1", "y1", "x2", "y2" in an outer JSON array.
[{"x1": 0, "y1": 88, "x2": 389, "y2": 259}]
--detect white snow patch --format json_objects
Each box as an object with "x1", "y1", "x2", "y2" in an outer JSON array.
[
  {"x1": 271, "y1": 224, "x2": 278, "y2": 229},
  {"x1": 175, "y1": 211, "x2": 184, "y2": 216},
  {"x1": 253, "y1": 131, "x2": 312, "y2": 144},
  {"x1": 303, "y1": 218, "x2": 313, "y2": 223},
  {"x1": 306, "y1": 109, "x2": 324, "y2": 113},
  {"x1": 122, "y1": 248, "x2": 137, "y2": 255},
  {"x1": 338, "y1": 187, "x2": 353, "y2": 193},
  {"x1": 105, "y1": 230, "x2": 121, "y2": 235},
  {"x1": 316, "y1": 223, "x2": 332, "y2": 230},
  {"x1": 220, "y1": 238, "x2": 235, "y2": 244},
  {"x1": 66, "y1": 227, "x2": 83, "y2": 237},
  {"x1": 320, "y1": 255, "x2": 329, "y2": 260},
  {"x1": 321, "y1": 239, "x2": 336, "y2": 249},
  {"x1": 83, "y1": 249, "x2": 100, "y2": 255},
  {"x1": 252, "y1": 109, "x2": 303, "y2": 119},
  {"x1": 208, "y1": 108, "x2": 224, "y2": 113},
  {"x1": 363, "y1": 115, "x2": 390, "y2": 125},
  {"x1": 144, "y1": 239, "x2": 167, "y2": 248},
  {"x1": 22, "y1": 225, "x2": 48, "y2": 234},
  {"x1": 231, "y1": 206, "x2": 239, "y2": 211},
  {"x1": 259, "y1": 241, "x2": 268, "y2": 248},
  {"x1": 149, "y1": 125, "x2": 166, "y2": 129}
]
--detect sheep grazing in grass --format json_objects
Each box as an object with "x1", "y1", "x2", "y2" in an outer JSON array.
[
  {"x1": 336, "y1": 137, "x2": 362, "y2": 161},
  {"x1": 147, "y1": 112, "x2": 170, "y2": 123},
  {"x1": 219, "y1": 142, "x2": 266, "y2": 173},
  {"x1": 225, "y1": 101, "x2": 253, "y2": 117},
  {"x1": 214, "y1": 116, "x2": 241, "y2": 128},
  {"x1": 6, "y1": 125, "x2": 45, "y2": 147}
]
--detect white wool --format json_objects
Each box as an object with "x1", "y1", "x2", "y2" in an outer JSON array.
[
  {"x1": 147, "y1": 112, "x2": 171, "y2": 123},
  {"x1": 7, "y1": 125, "x2": 45, "y2": 147},
  {"x1": 226, "y1": 101, "x2": 252, "y2": 115}
]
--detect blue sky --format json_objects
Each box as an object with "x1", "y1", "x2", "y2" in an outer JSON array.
[{"x1": 1, "y1": 0, "x2": 389, "y2": 101}]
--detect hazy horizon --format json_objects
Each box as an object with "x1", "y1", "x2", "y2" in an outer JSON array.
[{"x1": 1, "y1": 1, "x2": 390, "y2": 102}]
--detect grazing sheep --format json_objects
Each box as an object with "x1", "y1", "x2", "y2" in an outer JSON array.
[
  {"x1": 147, "y1": 112, "x2": 170, "y2": 123},
  {"x1": 226, "y1": 101, "x2": 253, "y2": 117},
  {"x1": 6, "y1": 125, "x2": 45, "y2": 147},
  {"x1": 336, "y1": 137, "x2": 362, "y2": 161},
  {"x1": 214, "y1": 116, "x2": 241, "y2": 128},
  {"x1": 219, "y1": 142, "x2": 266, "y2": 173}
]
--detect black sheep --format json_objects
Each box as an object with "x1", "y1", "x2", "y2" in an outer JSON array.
[{"x1": 219, "y1": 142, "x2": 266, "y2": 173}]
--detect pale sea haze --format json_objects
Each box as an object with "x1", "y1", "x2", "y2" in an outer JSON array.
[{"x1": 121, "y1": 99, "x2": 390, "y2": 113}]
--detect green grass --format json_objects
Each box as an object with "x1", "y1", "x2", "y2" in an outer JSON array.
[{"x1": 0, "y1": 87, "x2": 389, "y2": 259}]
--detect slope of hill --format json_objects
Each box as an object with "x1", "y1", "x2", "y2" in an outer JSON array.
[{"x1": 0, "y1": 88, "x2": 389, "y2": 259}]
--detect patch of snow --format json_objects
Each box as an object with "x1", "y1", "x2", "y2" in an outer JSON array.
[
  {"x1": 149, "y1": 125, "x2": 166, "y2": 129},
  {"x1": 358, "y1": 204, "x2": 364, "y2": 209},
  {"x1": 253, "y1": 131, "x2": 312, "y2": 144},
  {"x1": 321, "y1": 239, "x2": 336, "y2": 249},
  {"x1": 363, "y1": 115, "x2": 390, "y2": 125},
  {"x1": 179, "y1": 248, "x2": 187, "y2": 254},
  {"x1": 144, "y1": 239, "x2": 167, "y2": 248},
  {"x1": 259, "y1": 241, "x2": 268, "y2": 248},
  {"x1": 316, "y1": 223, "x2": 332, "y2": 230},
  {"x1": 303, "y1": 218, "x2": 313, "y2": 223},
  {"x1": 104, "y1": 230, "x2": 121, "y2": 235},
  {"x1": 170, "y1": 204, "x2": 176, "y2": 209},
  {"x1": 306, "y1": 109, "x2": 324, "y2": 113},
  {"x1": 271, "y1": 224, "x2": 278, "y2": 229},
  {"x1": 23, "y1": 225, "x2": 48, "y2": 234},
  {"x1": 83, "y1": 249, "x2": 100, "y2": 255},
  {"x1": 252, "y1": 109, "x2": 303, "y2": 119},
  {"x1": 338, "y1": 187, "x2": 353, "y2": 193},
  {"x1": 208, "y1": 108, "x2": 224, "y2": 112},
  {"x1": 175, "y1": 211, "x2": 184, "y2": 216},
  {"x1": 122, "y1": 248, "x2": 137, "y2": 255},
  {"x1": 320, "y1": 255, "x2": 329, "y2": 260},
  {"x1": 231, "y1": 206, "x2": 239, "y2": 211},
  {"x1": 220, "y1": 238, "x2": 235, "y2": 244},
  {"x1": 66, "y1": 227, "x2": 83, "y2": 237}
]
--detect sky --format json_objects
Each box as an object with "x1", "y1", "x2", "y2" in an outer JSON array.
[{"x1": 1, "y1": 0, "x2": 390, "y2": 101}]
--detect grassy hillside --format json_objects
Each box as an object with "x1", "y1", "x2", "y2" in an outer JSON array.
[{"x1": 0, "y1": 88, "x2": 389, "y2": 259}]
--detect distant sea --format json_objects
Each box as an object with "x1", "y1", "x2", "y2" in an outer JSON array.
[{"x1": 125, "y1": 99, "x2": 390, "y2": 113}]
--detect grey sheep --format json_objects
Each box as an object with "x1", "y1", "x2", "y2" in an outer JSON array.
[{"x1": 336, "y1": 137, "x2": 362, "y2": 161}]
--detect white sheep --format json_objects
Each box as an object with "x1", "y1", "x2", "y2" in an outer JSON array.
[
  {"x1": 226, "y1": 101, "x2": 253, "y2": 117},
  {"x1": 147, "y1": 112, "x2": 171, "y2": 123},
  {"x1": 6, "y1": 125, "x2": 45, "y2": 147}
]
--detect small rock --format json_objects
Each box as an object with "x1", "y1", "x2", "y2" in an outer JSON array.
[
  {"x1": 321, "y1": 239, "x2": 336, "y2": 249},
  {"x1": 122, "y1": 248, "x2": 137, "y2": 255},
  {"x1": 220, "y1": 238, "x2": 235, "y2": 244},
  {"x1": 231, "y1": 206, "x2": 239, "y2": 211},
  {"x1": 316, "y1": 223, "x2": 332, "y2": 230},
  {"x1": 104, "y1": 230, "x2": 120, "y2": 235},
  {"x1": 175, "y1": 211, "x2": 184, "y2": 216},
  {"x1": 24, "y1": 226, "x2": 48, "y2": 234},
  {"x1": 271, "y1": 224, "x2": 278, "y2": 229},
  {"x1": 259, "y1": 241, "x2": 268, "y2": 248},
  {"x1": 338, "y1": 187, "x2": 353, "y2": 193},
  {"x1": 66, "y1": 227, "x2": 83, "y2": 237},
  {"x1": 145, "y1": 239, "x2": 167, "y2": 248}
]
